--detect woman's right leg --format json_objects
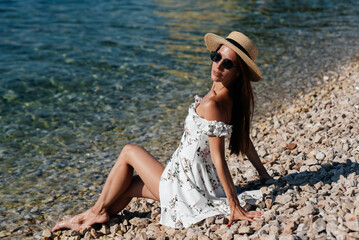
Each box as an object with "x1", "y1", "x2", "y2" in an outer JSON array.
[{"x1": 52, "y1": 144, "x2": 164, "y2": 231}]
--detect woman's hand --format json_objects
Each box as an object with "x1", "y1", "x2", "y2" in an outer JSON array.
[
  {"x1": 206, "y1": 134, "x2": 263, "y2": 227},
  {"x1": 202, "y1": 102, "x2": 264, "y2": 227},
  {"x1": 227, "y1": 204, "x2": 262, "y2": 226}
]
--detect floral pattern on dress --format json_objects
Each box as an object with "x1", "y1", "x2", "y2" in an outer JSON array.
[{"x1": 159, "y1": 95, "x2": 234, "y2": 228}]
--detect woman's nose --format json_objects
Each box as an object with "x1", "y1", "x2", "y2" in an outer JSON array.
[{"x1": 214, "y1": 59, "x2": 224, "y2": 70}]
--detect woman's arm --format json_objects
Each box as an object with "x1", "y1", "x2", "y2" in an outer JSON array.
[
  {"x1": 245, "y1": 139, "x2": 272, "y2": 182},
  {"x1": 202, "y1": 99, "x2": 261, "y2": 226},
  {"x1": 209, "y1": 136, "x2": 261, "y2": 226}
]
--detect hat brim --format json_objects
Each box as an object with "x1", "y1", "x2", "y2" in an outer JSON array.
[{"x1": 204, "y1": 33, "x2": 261, "y2": 82}]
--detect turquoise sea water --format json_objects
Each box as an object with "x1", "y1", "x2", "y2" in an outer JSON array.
[{"x1": 0, "y1": 0, "x2": 359, "y2": 236}]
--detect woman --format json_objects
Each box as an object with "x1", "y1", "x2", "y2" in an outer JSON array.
[{"x1": 52, "y1": 31, "x2": 271, "y2": 232}]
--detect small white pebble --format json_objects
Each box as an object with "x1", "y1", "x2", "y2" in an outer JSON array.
[{"x1": 315, "y1": 152, "x2": 326, "y2": 161}]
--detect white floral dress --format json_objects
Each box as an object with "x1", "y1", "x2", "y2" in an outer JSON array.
[{"x1": 159, "y1": 95, "x2": 234, "y2": 228}]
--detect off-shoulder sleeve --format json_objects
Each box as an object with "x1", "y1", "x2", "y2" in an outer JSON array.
[{"x1": 193, "y1": 116, "x2": 233, "y2": 137}]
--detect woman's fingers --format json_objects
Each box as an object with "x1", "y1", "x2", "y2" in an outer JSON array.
[
  {"x1": 228, "y1": 210, "x2": 262, "y2": 226},
  {"x1": 228, "y1": 206, "x2": 264, "y2": 227},
  {"x1": 235, "y1": 214, "x2": 255, "y2": 222},
  {"x1": 243, "y1": 215, "x2": 255, "y2": 222},
  {"x1": 246, "y1": 210, "x2": 262, "y2": 218},
  {"x1": 227, "y1": 212, "x2": 234, "y2": 226}
]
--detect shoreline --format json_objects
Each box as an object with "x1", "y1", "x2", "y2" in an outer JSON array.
[{"x1": 5, "y1": 55, "x2": 359, "y2": 239}]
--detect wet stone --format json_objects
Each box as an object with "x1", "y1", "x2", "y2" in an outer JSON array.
[{"x1": 30, "y1": 207, "x2": 40, "y2": 213}]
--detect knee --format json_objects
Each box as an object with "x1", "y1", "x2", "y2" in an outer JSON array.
[
  {"x1": 122, "y1": 144, "x2": 139, "y2": 155},
  {"x1": 118, "y1": 144, "x2": 139, "y2": 163}
]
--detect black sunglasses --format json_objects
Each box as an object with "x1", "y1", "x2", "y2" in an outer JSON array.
[{"x1": 210, "y1": 51, "x2": 238, "y2": 70}]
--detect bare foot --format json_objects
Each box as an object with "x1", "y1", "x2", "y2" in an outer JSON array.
[
  {"x1": 51, "y1": 208, "x2": 110, "y2": 232},
  {"x1": 51, "y1": 212, "x2": 86, "y2": 232}
]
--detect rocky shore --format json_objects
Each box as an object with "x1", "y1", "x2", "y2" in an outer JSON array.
[{"x1": 5, "y1": 56, "x2": 359, "y2": 239}]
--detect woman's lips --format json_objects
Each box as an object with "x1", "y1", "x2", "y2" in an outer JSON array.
[{"x1": 212, "y1": 70, "x2": 222, "y2": 78}]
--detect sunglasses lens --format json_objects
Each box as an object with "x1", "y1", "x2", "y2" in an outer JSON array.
[
  {"x1": 210, "y1": 51, "x2": 221, "y2": 62},
  {"x1": 223, "y1": 59, "x2": 233, "y2": 70},
  {"x1": 210, "y1": 51, "x2": 234, "y2": 70}
]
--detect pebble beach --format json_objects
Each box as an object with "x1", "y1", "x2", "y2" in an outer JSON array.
[
  {"x1": 34, "y1": 56, "x2": 359, "y2": 240},
  {"x1": 4, "y1": 56, "x2": 358, "y2": 239}
]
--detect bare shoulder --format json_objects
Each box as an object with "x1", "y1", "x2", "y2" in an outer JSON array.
[{"x1": 201, "y1": 98, "x2": 228, "y2": 123}]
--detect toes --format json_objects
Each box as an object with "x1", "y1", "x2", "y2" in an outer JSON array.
[
  {"x1": 52, "y1": 222, "x2": 66, "y2": 232},
  {"x1": 51, "y1": 218, "x2": 75, "y2": 232},
  {"x1": 51, "y1": 225, "x2": 58, "y2": 232},
  {"x1": 247, "y1": 212, "x2": 262, "y2": 219}
]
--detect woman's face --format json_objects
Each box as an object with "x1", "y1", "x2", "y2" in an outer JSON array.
[{"x1": 211, "y1": 45, "x2": 240, "y2": 86}]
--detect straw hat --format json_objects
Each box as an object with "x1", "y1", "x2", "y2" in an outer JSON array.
[{"x1": 204, "y1": 31, "x2": 261, "y2": 82}]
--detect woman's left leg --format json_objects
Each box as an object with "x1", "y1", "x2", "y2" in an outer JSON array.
[{"x1": 52, "y1": 144, "x2": 164, "y2": 231}]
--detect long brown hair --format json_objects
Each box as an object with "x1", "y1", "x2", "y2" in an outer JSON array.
[{"x1": 228, "y1": 58, "x2": 254, "y2": 156}]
